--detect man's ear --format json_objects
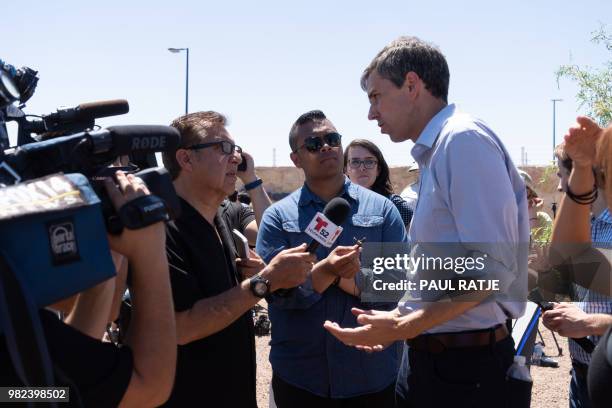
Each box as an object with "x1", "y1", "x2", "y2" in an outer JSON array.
[
  {"x1": 176, "y1": 149, "x2": 192, "y2": 173},
  {"x1": 290, "y1": 152, "x2": 302, "y2": 169},
  {"x1": 403, "y1": 71, "x2": 420, "y2": 94}
]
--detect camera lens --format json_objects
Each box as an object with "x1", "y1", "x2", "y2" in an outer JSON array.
[{"x1": 0, "y1": 70, "x2": 20, "y2": 107}]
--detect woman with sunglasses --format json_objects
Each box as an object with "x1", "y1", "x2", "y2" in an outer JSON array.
[
  {"x1": 545, "y1": 117, "x2": 612, "y2": 408},
  {"x1": 344, "y1": 139, "x2": 413, "y2": 229}
]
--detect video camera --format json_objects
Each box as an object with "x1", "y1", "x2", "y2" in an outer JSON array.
[
  {"x1": 0, "y1": 59, "x2": 181, "y2": 234},
  {"x1": 0, "y1": 124, "x2": 181, "y2": 233},
  {"x1": 0, "y1": 58, "x2": 181, "y2": 309}
]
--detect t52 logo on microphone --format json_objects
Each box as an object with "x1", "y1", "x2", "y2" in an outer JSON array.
[{"x1": 305, "y1": 212, "x2": 343, "y2": 248}]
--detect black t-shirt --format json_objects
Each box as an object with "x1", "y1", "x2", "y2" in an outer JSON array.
[
  {"x1": 588, "y1": 326, "x2": 612, "y2": 408},
  {"x1": 220, "y1": 199, "x2": 256, "y2": 235},
  {"x1": 0, "y1": 309, "x2": 133, "y2": 408},
  {"x1": 389, "y1": 194, "x2": 413, "y2": 227},
  {"x1": 163, "y1": 197, "x2": 256, "y2": 408}
]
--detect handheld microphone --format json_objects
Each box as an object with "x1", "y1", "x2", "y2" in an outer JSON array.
[
  {"x1": 275, "y1": 197, "x2": 351, "y2": 296},
  {"x1": 305, "y1": 197, "x2": 351, "y2": 253}
]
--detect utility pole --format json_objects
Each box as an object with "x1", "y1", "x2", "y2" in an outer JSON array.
[{"x1": 551, "y1": 98, "x2": 563, "y2": 160}]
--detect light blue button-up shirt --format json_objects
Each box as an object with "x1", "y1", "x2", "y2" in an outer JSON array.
[
  {"x1": 401, "y1": 104, "x2": 530, "y2": 332},
  {"x1": 256, "y1": 177, "x2": 407, "y2": 398}
]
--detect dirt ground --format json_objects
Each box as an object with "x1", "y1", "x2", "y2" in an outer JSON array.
[{"x1": 255, "y1": 321, "x2": 571, "y2": 408}]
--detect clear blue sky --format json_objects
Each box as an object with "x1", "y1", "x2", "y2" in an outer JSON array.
[{"x1": 3, "y1": 0, "x2": 610, "y2": 167}]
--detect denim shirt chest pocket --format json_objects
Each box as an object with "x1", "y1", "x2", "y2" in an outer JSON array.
[
  {"x1": 281, "y1": 219, "x2": 307, "y2": 248},
  {"x1": 350, "y1": 214, "x2": 385, "y2": 242}
]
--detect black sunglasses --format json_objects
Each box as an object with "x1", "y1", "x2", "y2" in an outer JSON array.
[
  {"x1": 295, "y1": 132, "x2": 342, "y2": 153},
  {"x1": 186, "y1": 140, "x2": 242, "y2": 155}
]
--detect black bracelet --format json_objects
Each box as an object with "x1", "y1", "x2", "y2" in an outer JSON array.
[
  {"x1": 244, "y1": 178, "x2": 263, "y2": 191},
  {"x1": 566, "y1": 184, "x2": 598, "y2": 205}
]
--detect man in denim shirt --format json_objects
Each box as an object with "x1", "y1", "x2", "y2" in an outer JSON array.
[{"x1": 256, "y1": 110, "x2": 407, "y2": 407}]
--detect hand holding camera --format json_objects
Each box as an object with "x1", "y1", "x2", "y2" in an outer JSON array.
[{"x1": 104, "y1": 170, "x2": 167, "y2": 261}]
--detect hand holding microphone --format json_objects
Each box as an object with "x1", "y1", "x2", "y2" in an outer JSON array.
[
  {"x1": 260, "y1": 244, "x2": 316, "y2": 292},
  {"x1": 322, "y1": 244, "x2": 361, "y2": 280},
  {"x1": 275, "y1": 197, "x2": 352, "y2": 296}
]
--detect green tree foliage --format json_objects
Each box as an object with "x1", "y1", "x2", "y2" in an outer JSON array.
[{"x1": 557, "y1": 24, "x2": 612, "y2": 126}]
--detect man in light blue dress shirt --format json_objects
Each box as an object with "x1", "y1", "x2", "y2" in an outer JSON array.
[{"x1": 324, "y1": 36, "x2": 530, "y2": 407}]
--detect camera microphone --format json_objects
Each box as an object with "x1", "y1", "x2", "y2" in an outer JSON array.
[
  {"x1": 2, "y1": 125, "x2": 180, "y2": 183},
  {"x1": 105, "y1": 125, "x2": 180, "y2": 156},
  {"x1": 43, "y1": 99, "x2": 129, "y2": 131},
  {"x1": 17, "y1": 99, "x2": 130, "y2": 143}
]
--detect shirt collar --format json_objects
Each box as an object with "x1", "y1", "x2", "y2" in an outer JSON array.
[
  {"x1": 411, "y1": 103, "x2": 456, "y2": 164},
  {"x1": 298, "y1": 176, "x2": 359, "y2": 207},
  {"x1": 595, "y1": 208, "x2": 612, "y2": 224}
]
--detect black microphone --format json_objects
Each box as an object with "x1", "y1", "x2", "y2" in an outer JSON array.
[
  {"x1": 275, "y1": 197, "x2": 351, "y2": 296},
  {"x1": 105, "y1": 125, "x2": 180, "y2": 156},
  {"x1": 44, "y1": 99, "x2": 129, "y2": 130},
  {"x1": 15, "y1": 99, "x2": 131, "y2": 145},
  {"x1": 305, "y1": 197, "x2": 351, "y2": 253},
  {"x1": 76, "y1": 99, "x2": 130, "y2": 119},
  {"x1": 7, "y1": 125, "x2": 180, "y2": 181}
]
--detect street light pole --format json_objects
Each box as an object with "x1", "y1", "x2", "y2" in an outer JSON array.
[
  {"x1": 551, "y1": 98, "x2": 563, "y2": 161},
  {"x1": 185, "y1": 48, "x2": 189, "y2": 115},
  {"x1": 168, "y1": 47, "x2": 190, "y2": 115}
]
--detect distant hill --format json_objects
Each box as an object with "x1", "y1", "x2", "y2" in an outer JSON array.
[{"x1": 245, "y1": 165, "x2": 560, "y2": 216}]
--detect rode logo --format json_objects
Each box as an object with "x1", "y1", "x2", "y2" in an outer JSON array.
[{"x1": 131, "y1": 136, "x2": 167, "y2": 150}]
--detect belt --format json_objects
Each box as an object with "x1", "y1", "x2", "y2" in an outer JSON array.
[{"x1": 406, "y1": 324, "x2": 509, "y2": 353}]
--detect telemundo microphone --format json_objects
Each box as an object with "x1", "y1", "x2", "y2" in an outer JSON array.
[
  {"x1": 305, "y1": 197, "x2": 351, "y2": 253},
  {"x1": 275, "y1": 197, "x2": 351, "y2": 296}
]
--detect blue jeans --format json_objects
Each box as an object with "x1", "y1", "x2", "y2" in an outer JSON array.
[{"x1": 569, "y1": 364, "x2": 591, "y2": 408}]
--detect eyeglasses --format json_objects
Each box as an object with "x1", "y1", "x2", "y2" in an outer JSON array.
[
  {"x1": 186, "y1": 141, "x2": 242, "y2": 155},
  {"x1": 295, "y1": 132, "x2": 342, "y2": 153},
  {"x1": 348, "y1": 158, "x2": 378, "y2": 170}
]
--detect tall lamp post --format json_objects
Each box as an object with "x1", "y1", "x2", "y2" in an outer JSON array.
[
  {"x1": 168, "y1": 47, "x2": 189, "y2": 114},
  {"x1": 551, "y1": 98, "x2": 563, "y2": 161}
]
